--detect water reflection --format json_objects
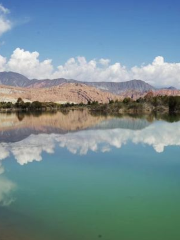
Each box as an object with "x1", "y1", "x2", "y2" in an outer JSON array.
[
  {"x1": 0, "y1": 110, "x2": 180, "y2": 166},
  {"x1": 0, "y1": 111, "x2": 180, "y2": 240},
  {"x1": 0, "y1": 177, "x2": 16, "y2": 206}
]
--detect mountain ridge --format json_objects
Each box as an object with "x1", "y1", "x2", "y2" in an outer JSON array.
[
  {"x1": 0, "y1": 82, "x2": 123, "y2": 104},
  {"x1": 0, "y1": 71, "x2": 156, "y2": 94},
  {"x1": 0, "y1": 72, "x2": 178, "y2": 100}
]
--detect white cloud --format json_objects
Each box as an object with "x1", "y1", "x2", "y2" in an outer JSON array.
[
  {"x1": 131, "y1": 56, "x2": 180, "y2": 87},
  {"x1": 0, "y1": 4, "x2": 11, "y2": 37},
  {"x1": 1, "y1": 47, "x2": 180, "y2": 88},
  {"x1": 53, "y1": 56, "x2": 180, "y2": 88},
  {"x1": 99, "y1": 58, "x2": 110, "y2": 66},
  {"x1": 0, "y1": 55, "x2": 6, "y2": 71},
  {"x1": 7, "y1": 48, "x2": 53, "y2": 79},
  {"x1": 52, "y1": 57, "x2": 129, "y2": 82},
  {"x1": 0, "y1": 4, "x2": 10, "y2": 14}
]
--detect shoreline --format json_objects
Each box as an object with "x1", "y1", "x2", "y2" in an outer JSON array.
[
  {"x1": 1, "y1": 95, "x2": 180, "y2": 114},
  {"x1": 0, "y1": 104, "x2": 178, "y2": 114}
]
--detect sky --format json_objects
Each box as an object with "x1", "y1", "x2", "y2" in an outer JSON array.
[{"x1": 0, "y1": 0, "x2": 180, "y2": 87}]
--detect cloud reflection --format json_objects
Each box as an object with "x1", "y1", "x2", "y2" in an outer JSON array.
[
  {"x1": 0, "y1": 120, "x2": 180, "y2": 165},
  {"x1": 0, "y1": 177, "x2": 16, "y2": 206}
]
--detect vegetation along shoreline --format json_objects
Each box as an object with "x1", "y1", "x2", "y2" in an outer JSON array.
[{"x1": 1, "y1": 95, "x2": 180, "y2": 114}]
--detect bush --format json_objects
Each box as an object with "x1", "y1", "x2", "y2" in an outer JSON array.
[
  {"x1": 169, "y1": 96, "x2": 180, "y2": 112},
  {"x1": 31, "y1": 101, "x2": 43, "y2": 109},
  {"x1": 109, "y1": 100, "x2": 114, "y2": 104},
  {"x1": 123, "y1": 98, "x2": 131, "y2": 104}
]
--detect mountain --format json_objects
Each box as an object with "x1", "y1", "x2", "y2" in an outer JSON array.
[
  {"x1": 0, "y1": 72, "x2": 30, "y2": 87},
  {"x1": 28, "y1": 78, "x2": 155, "y2": 94},
  {"x1": 26, "y1": 78, "x2": 78, "y2": 88},
  {"x1": 0, "y1": 83, "x2": 122, "y2": 104},
  {"x1": 84, "y1": 80, "x2": 155, "y2": 94},
  {"x1": 0, "y1": 71, "x2": 155, "y2": 94},
  {"x1": 0, "y1": 72, "x2": 178, "y2": 98},
  {"x1": 164, "y1": 86, "x2": 177, "y2": 90},
  {"x1": 145, "y1": 89, "x2": 180, "y2": 97}
]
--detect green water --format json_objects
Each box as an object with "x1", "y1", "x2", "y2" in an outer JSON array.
[{"x1": 0, "y1": 111, "x2": 180, "y2": 240}]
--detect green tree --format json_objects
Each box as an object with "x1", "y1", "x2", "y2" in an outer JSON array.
[
  {"x1": 31, "y1": 101, "x2": 43, "y2": 109},
  {"x1": 169, "y1": 96, "x2": 180, "y2": 112},
  {"x1": 15, "y1": 98, "x2": 24, "y2": 108},
  {"x1": 123, "y1": 98, "x2": 131, "y2": 104}
]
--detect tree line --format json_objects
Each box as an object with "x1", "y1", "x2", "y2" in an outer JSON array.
[{"x1": 0, "y1": 96, "x2": 180, "y2": 113}]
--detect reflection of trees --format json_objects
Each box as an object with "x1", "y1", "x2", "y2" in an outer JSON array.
[
  {"x1": 0, "y1": 110, "x2": 110, "y2": 134},
  {"x1": 1, "y1": 111, "x2": 180, "y2": 166},
  {"x1": 155, "y1": 113, "x2": 180, "y2": 123},
  {"x1": 16, "y1": 112, "x2": 25, "y2": 121}
]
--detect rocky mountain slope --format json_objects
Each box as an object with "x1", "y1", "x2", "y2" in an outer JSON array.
[
  {"x1": 0, "y1": 72, "x2": 30, "y2": 87},
  {"x1": 0, "y1": 71, "x2": 155, "y2": 94},
  {"x1": 0, "y1": 71, "x2": 179, "y2": 103},
  {"x1": 0, "y1": 83, "x2": 122, "y2": 104},
  {"x1": 85, "y1": 80, "x2": 155, "y2": 94}
]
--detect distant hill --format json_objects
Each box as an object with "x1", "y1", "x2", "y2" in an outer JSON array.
[
  {"x1": 0, "y1": 71, "x2": 177, "y2": 96},
  {"x1": 164, "y1": 86, "x2": 177, "y2": 90},
  {"x1": 0, "y1": 71, "x2": 155, "y2": 94},
  {"x1": 0, "y1": 82, "x2": 123, "y2": 104},
  {"x1": 0, "y1": 72, "x2": 30, "y2": 87},
  {"x1": 84, "y1": 80, "x2": 155, "y2": 94}
]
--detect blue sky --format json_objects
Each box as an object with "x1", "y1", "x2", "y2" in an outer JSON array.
[
  {"x1": 1, "y1": 0, "x2": 180, "y2": 66},
  {"x1": 0, "y1": 0, "x2": 180, "y2": 87}
]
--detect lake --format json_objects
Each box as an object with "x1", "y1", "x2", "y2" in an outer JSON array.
[{"x1": 0, "y1": 110, "x2": 180, "y2": 240}]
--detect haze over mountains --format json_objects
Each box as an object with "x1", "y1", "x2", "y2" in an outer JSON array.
[{"x1": 0, "y1": 71, "x2": 179, "y2": 103}]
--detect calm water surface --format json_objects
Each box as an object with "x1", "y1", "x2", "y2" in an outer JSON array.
[{"x1": 0, "y1": 110, "x2": 180, "y2": 240}]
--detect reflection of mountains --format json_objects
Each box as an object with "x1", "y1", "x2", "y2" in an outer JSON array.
[
  {"x1": 1, "y1": 114, "x2": 180, "y2": 166},
  {"x1": 0, "y1": 110, "x2": 106, "y2": 142},
  {"x1": 92, "y1": 118, "x2": 151, "y2": 130},
  {"x1": 0, "y1": 111, "x2": 151, "y2": 143}
]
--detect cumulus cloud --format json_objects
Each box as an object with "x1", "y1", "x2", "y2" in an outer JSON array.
[
  {"x1": 131, "y1": 56, "x2": 180, "y2": 87},
  {"x1": 0, "y1": 4, "x2": 11, "y2": 37},
  {"x1": 7, "y1": 48, "x2": 53, "y2": 79},
  {"x1": 1, "y1": 47, "x2": 180, "y2": 87},
  {"x1": 99, "y1": 58, "x2": 111, "y2": 66},
  {"x1": 0, "y1": 55, "x2": 6, "y2": 71}
]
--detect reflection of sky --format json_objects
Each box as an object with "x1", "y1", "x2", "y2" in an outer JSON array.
[
  {"x1": 0, "y1": 177, "x2": 16, "y2": 206},
  {"x1": 0, "y1": 118, "x2": 179, "y2": 207},
  {"x1": 0, "y1": 120, "x2": 180, "y2": 166}
]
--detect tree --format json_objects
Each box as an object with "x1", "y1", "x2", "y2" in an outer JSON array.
[
  {"x1": 169, "y1": 96, "x2": 180, "y2": 112},
  {"x1": 123, "y1": 98, "x2": 131, "y2": 104},
  {"x1": 15, "y1": 98, "x2": 24, "y2": 108},
  {"x1": 31, "y1": 101, "x2": 43, "y2": 109},
  {"x1": 109, "y1": 99, "x2": 114, "y2": 104}
]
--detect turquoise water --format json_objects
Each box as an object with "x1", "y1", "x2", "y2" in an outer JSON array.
[{"x1": 0, "y1": 111, "x2": 180, "y2": 240}]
